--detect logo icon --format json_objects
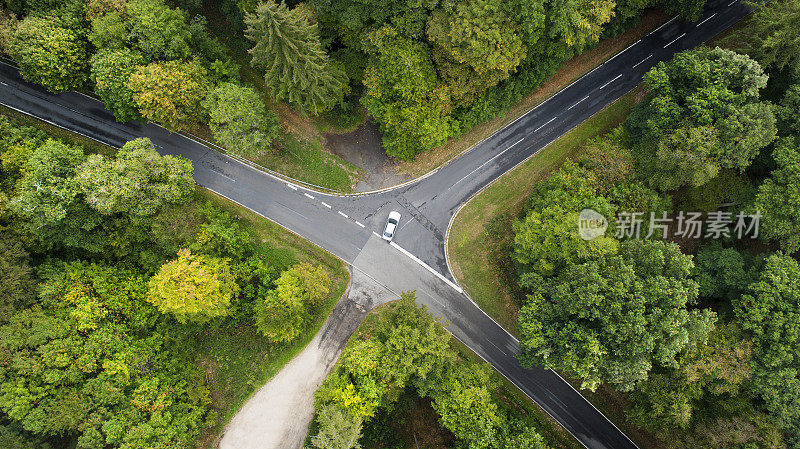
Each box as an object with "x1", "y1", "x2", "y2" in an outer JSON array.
[{"x1": 578, "y1": 208, "x2": 608, "y2": 241}]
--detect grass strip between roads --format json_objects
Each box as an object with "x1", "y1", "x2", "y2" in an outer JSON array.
[
  {"x1": 446, "y1": 89, "x2": 662, "y2": 448},
  {"x1": 447, "y1": 90, "x2": 639, "y2": 335}
]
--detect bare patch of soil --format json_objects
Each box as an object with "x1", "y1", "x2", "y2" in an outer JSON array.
[{"x1": 323, "y1": 118, "x2": 411, "y2": 192}]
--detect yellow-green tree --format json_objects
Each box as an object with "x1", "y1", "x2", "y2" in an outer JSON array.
[
  {"x1": 90, "y1": 48, "x2": 144, "y2": 122},
  {"x1": 76, "y1": 138, "x2": 194, "y2": 217},
  {"x1": 147, "y1": 248, "x2": 238, "y2": 323},
  {"x1": 426, "y1": 0, "x2": 526, "y2": 105},
  {"x1": 127, "y1": 59, "x2": 210, "y2": 131},
  {"x1": 253, "y1": 263, "x2": 331, "y2": 342},
  {"x1": 8, "y1": 15, "x2": 88, "y2": 93}
]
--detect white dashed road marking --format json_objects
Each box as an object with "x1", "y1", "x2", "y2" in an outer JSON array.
[
  {"x1": 534, "y1": 116, "x2": 558, "y2": 133},
  {"x1": 599, "y1": 74, "x2": 622, "y2": 90},
  {"x1": 568, "y1": 96, "x2": 590, "y2": 110},
  {"x1": 304, "y1": 192, "x2": 315, "y2": 199},
  {"x1": 664, "y1": 33, "x2": 686, "y2": 48},
  {"x1": 286, "y1": 183, "x2": 297, "y2": 190},
  {"x1": 449, "y1": 137, "x2": 526, "y2": 190},
  {"x1": 696, "y1": 13, "x2": 716, "y2": 27},
  {"x1": 355, "y1": 221, "x2": 365, "y2": 228},
  {"x1": 650, "y1": 16, "x2": 678, "y2": 35},
  {"x1": 632, "y1": 55, "x2": 653, "y2": 69},
  {"x1": 338, "y1": 211, "x2": 349, "y2": 219},
  {"x1": 320, "y1": 201, "x2": 331, "y2": 209}
]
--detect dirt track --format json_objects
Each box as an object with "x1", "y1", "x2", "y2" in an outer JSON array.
[{"x1": 217, "y1": 269, "x2": 396, "y2": 449}]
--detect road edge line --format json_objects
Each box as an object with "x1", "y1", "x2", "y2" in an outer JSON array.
[{"x1": 389, "y1": 242, "x2": 464, "y2": 294}]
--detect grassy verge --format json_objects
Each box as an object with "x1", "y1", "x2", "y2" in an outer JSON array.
[
  {"x1": 447, "y1": 90, "x2": 639, "y2": 334},
  {"x1": 397, "y1": 9, "x2": 669, "y2": 178},
  {"x1": 250, "y1": 133, "x2": 362, "y2": 192}
]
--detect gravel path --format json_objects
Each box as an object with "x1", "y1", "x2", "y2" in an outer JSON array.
[{"x1": 218, "y1": 268, "x2": 396, "y2": 449}]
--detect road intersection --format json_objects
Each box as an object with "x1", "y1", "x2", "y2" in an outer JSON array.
[{"x1": 0, "y1": 1, "x2": 753, "y2": 447}]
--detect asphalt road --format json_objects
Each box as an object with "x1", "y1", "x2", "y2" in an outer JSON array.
[{"x1": 0, "y1": 1, "x2": 753, "y2": 447}]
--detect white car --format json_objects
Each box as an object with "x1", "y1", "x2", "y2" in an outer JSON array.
[{"x1": 382, "y1": 211, "x2": 401, "y2": 242}]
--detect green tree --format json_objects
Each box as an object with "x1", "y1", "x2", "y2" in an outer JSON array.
[
  {"x1": 777, "y1": 84, "x2": 800, "y2": 137},
  {"x1": 202, "y1": 83, "x2": 281, "y2": 158},
  {"x1": 754, "y1": 137, "x2": 800, "y2": 253},
  {"x1": 376, "y1": 291, "x2": 455, "y2": 393},
  {"x1": 0, "y1": 7, "x2": 18, "y2": 54},
  {"x1": 501, "y1": 425, "x2": 548, "y2": 449},
  {"x1": 0, "y1": 233, "x2": 36, "y2": 323},
  {"x1": 11, "y1": 139, "x2": 85, "y2": 229},
  {"x1": 315, "y1": 292, "x2": 455, "y2": 419},
  {"x1": 0, "y1": 262, "x2": 209, "y2": 447},
  {"x1": 607, "y1": 181, "x2": 672, "y2": 222},
  {"x1": 629, "y1": 323, "x2": 752, "y2": 431},
  {"x1": 430, "y1": 362, "x2": 501, "y2": 449},
  {"x1": 651, "y1": 126, "x2": 720, "y2": 190},
  {"x1": 88, "y1": 7, "x2": 129, "y2": 50},
  {"x1": 361, "y1": 27, "x2": 450, "y2": 159},
  {"x1": 513, "y1": 162, "x2": 618, "y2": 277},
  {"x1": 627, "y1": 48, "x2": 777, "y2": 190},
  {"x1": 519, "y1": 240, "x2": 716, "y2": 391},
  {"x1": 741, "y1": 0, "x2": 800, "y2": 75},
  {"x1": 315, "y1": 339, "x2": 388, "y2": 420},
  {"x1": 311, "y1": 404, "x2": 362, "y2": 449},
  {"x1": 8, "y1": 15, "x2": 88, "y2": 93},
  {"x1": 307, "y1": 0, "x2": 439, "y2": 37},
  {"x1": 281, "y1": 262, "x2": 331, "y2": 306},
  {"x1": 0, "y1": 424, "x2": 53, "y2": 449},
  {"x1": 253, "y1": 265, "x2": 318, "y2": 342},
  {"x1": 426, "y1": 0, "x2": 526, "y2": 105},
  {"x1": 665, "y1": 0, "x2": 707, "y2": 21},
  {"x1": 127, "y1": 59, "x2": 210, "y2": 131},
  {"x1": 125, "y1": 0, "x2": 192, "y2": 61},
  {"x1": 85, "y1": 0, "x2": 127, "y2": 21},
  {"x1": 147, "y1": 248, "x2": 238, "y2": 323},
  {"x1": 76, "y1": 138, "x2": 194, "y2": 217},
  {"x1": 577, "y1": 127, "x2": 635, "y2": 193},
  {"x1": 544, "y1": 0, "x2": 616, "y2": 56},
  {"x1": 514, "y1": 0, "x2": 615, "y2": 61},
  {"x1": 735, "y1": 253, "x2": 800, "y2": 445},
  {"x1": 90, "y1": 48, "x2": 144, "y2": 122},
  {"x1": 253, "y1": 263, "x2": 332, "y2": 339},
  {"x1": 692, "y1": 244, "x2": 751, "y2": 300},
  {"x1": 244, "y1": 0, "x2": 347, "y2": 115}
]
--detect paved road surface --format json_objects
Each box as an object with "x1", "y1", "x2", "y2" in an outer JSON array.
[{"x1": 0, "y1": 1, "x2": 752, "y2": 447}]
